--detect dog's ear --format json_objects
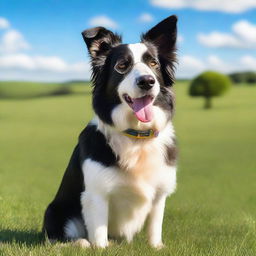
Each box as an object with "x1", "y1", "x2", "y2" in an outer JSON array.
[
  {"x1": 82, "y1": 27, "x2": 121, "y2": 58},
  {"x1": 142, "y1": 16, "x2": 177, "y2": 86},
  {"x1": 142, "y1": 15, "x2": 177, "y2": 55}
]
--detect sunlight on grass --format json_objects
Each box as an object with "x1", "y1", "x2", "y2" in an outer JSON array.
[{"x1": 0, "y1": 82, "x2": 255, "y2": 255}]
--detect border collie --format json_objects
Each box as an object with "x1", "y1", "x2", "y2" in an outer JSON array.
[{"x1": 43, "y1": 15, "x2": 178, "y2": 249}]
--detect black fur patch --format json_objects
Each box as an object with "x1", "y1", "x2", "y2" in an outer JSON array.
[
  {"x1": 79, "y1": 124, "x2": 118, "y2": 166},
  {"x1": 92, "y1": 44, "x2": 134, "y2": 124}
]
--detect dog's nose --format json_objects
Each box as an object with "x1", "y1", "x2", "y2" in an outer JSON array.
[{"x1": 136, "y1": 75, "x2": 155, "y2": 91}]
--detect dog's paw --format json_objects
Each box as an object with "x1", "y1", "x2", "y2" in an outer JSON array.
[
  {"x1": 73, "y1": 238, "x2": 91, "y2": 248},
  {"x1": 91, "y1": 240, "x2": 109, "y2": 249},
  {"x1": 150, "y1": 242, "x2": 165, "y2": 250}
]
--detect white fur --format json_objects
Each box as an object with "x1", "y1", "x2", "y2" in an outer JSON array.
[
  {"x1": 80, "y1": 118, "x2": 177, "y2": 247},
  {"x1": 81, "y1": 191, "x2": 109, "y2": 247},
  {"x1": 148, "y1": 194, "x2": 166, "y2": 248},
  {"x1": 73, "y1": 238, "x2": 90, "y2": 248},
  {"x1": 129, "y1": 43, "x2": 148, "y2": 63},
  {"x1": 118, "y1": 43, "x2": 160, "y2": 103}
]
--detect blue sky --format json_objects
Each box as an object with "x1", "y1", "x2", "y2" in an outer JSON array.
[{"x1": 0, "y1": 0, "x2": 256, "y2": 81}]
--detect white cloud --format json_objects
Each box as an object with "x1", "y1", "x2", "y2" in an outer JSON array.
[
  {"x1": 180, "y1": 55, "x2": 204, "y2": 70},
  {"x1": 88, "y1": 15, "x2": 118, "y2": 29},
  {"x1": 207, "y1": 55, "x2": 234, "y2": 73},
  {"x1": 240, "y1": 55, "x2": 256, "y2": 68},
  {"x1": 138, "y1": 13, "x2": 154, "y2": 23},
  {"x1": 0, "y1": 54, "x2": 35, "y2": 70},
  {"x1": 198, "y1": 20, "x2": 256, "y2": 49},
  {"x1": 0, "y1": 17, "x2": 10, "y2": 29},
  {"x1": 0, "y1": 53, "x2": 90, "y2": 73},
  {"x1": 176, "y1": 54, "x2": 256, "y2": 78},
  {"x1": 207, "y1": 55, "x2": 224, "y2": 67},
  {"x1": 34, "y1": 56, "x2": 68, "y2": 72},
  {"x1": 0, "y1": 29, "x2": 30, "y2": 53},
  {"x1": 0, "y1": 53, "x2": 91, "y2": 81},
  {"x1": 150, "y1": 0, "x2": 256, "y2": 13},
  {"x1": 198, "y1": 32, "x2": 241, "y2": 48},
  {"x1": 177, "y1": 55, "x2": 205, "y2": 78},
  {"x1": 0, "y1": 20, "x2": 91, "y2": 81},
  {"x1": 232, "y1": 20, "x2": 256, "y2": 43}
]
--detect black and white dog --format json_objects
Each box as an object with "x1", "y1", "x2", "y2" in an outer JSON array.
[{"x1": 43, "y1": 15, "x2": 178, "y2": 249}]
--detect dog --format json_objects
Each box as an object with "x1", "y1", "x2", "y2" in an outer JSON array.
[{"x1": 43, "y1": 15, "x2": 178, "y2": 249}]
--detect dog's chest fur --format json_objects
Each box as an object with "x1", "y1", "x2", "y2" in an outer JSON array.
[{"x1": 81, "y1": 122, "x2": 176, "y2": 241}]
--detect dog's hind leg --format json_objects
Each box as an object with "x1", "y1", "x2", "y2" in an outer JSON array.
[{"x1": 43, "y1": 204, "x2": 66, "y2": 241}]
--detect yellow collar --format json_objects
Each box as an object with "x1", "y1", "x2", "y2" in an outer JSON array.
[{"x1": 122, "y1": 129, "x2": 159, "y2": 139}]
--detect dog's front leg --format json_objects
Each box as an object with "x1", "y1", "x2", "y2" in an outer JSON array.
[
  {"x1": 81, "y1": 192, "x2": 109, "y2": 248},
  {"x1": 147, "y1": 193, "x2": 167, "y2": 249}
]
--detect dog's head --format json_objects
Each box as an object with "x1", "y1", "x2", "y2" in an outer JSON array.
[{"x1": 82, "y1": 15, "x2": 177, "y2": 131}]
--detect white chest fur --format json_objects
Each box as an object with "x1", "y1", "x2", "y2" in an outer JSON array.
[
  {"x1": 81, "y1": 122, "x2": 177, "y2": 243},
  {"x1": 82, "y1": 158, "x2": 176, "y2": 241}
]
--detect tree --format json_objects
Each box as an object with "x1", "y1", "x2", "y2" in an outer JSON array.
[{"x1": 189, "y1": 71, "x2": 231, "y2": 109}]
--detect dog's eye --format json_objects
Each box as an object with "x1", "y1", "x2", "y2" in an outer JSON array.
[
  {"x1": 117, "y1": 63, "x2": 126, "y2": 69},
  {"x1": 149, "y1": 60, "x2": 158, "y2": 67},
  {"x1": 115, "y1": 61, "x2": 129, "y2": 74}
]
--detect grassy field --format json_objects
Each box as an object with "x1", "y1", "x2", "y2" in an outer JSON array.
[
  {"x1": 0, "y1": 81, "x2": 256, "y2": 256},
  {"x1": 0, "y1": 81, "x2": 90, "y2": 99}
]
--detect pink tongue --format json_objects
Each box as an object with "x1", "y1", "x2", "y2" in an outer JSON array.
[{"x1": 131, "y1": 96, "x2": 153, "y2": 123}]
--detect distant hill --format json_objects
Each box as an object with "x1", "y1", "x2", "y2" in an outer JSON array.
[
  {"x1": 0, "y1": 81, "x2": 92, "y2": 99},
  {"x1": 0, "y1": 81, "x2": 71, "y2": 99},
  {"x1": 64, "y1": 80, "x2": 90, "y2": 85}
]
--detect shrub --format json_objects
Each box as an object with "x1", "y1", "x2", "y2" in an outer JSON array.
[
  {"x1": 229, "y1": 73, "x2": 244, "y2": 84},
  {"x1": 246, "y1": 72, "x2": 256, "y2": 84},
  {"x1": 229, "y1": 72, "x2": 256, "y2": 84},
  {"x1": 189, "y1": 71, "x2": 231, "y2": 109}
]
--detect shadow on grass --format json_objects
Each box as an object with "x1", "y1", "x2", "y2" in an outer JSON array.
[{"x1": 0, "y1": 229, "x2": 44, "y2": 246}]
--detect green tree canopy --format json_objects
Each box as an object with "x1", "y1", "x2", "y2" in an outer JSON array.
[{"x1": 189, "y1": 71, "x2": 232, "y2": 109}]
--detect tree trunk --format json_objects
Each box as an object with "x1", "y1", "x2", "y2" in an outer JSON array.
[{"x1": 204, "y1": 97, "x2": 212, "y2": 109}]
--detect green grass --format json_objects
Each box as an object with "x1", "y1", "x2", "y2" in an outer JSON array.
[{"x1": 0, "y1": 82, "x2": 256, "y2": 255}]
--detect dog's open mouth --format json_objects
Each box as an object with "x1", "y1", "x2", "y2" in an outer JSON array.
[{"x1": 123, "y1": 94, "x2": 154, "y2": 123}]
